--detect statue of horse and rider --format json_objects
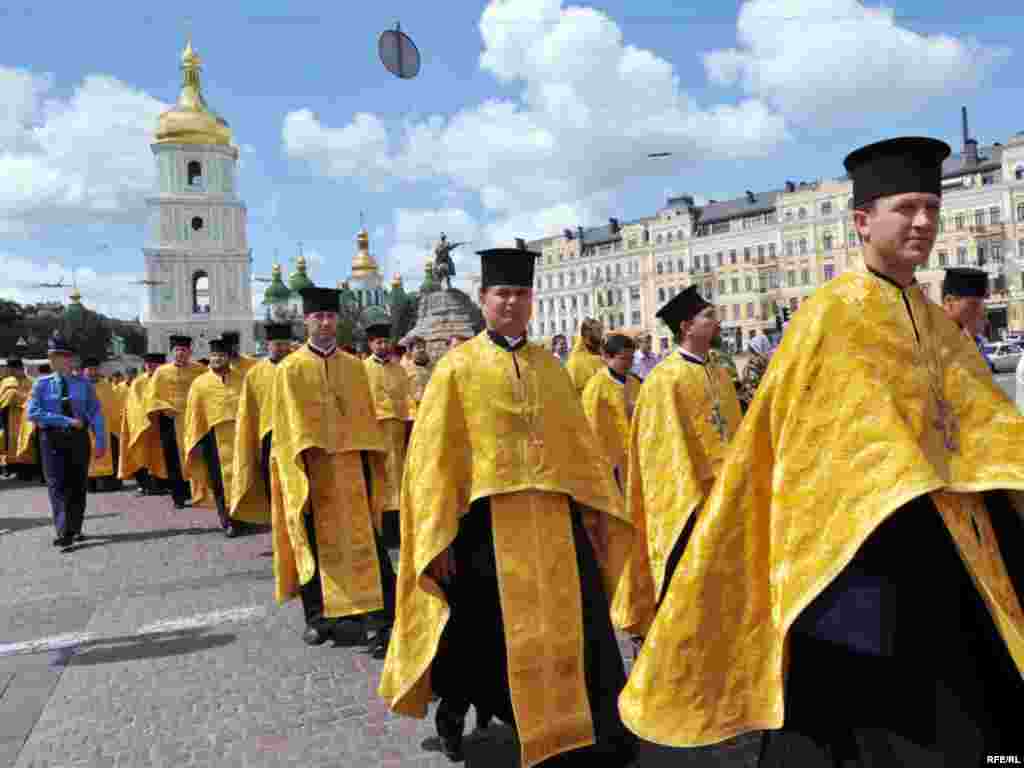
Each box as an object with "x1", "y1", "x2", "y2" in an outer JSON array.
[{"x1": 432, "y1": 233, "x2": 465, "y2": 292}]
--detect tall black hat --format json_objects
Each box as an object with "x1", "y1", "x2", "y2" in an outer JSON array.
[
  {"x1": 143, "y1": 353, "x2": 166, "y2": 364},
  {"x1": 6, "y1": 358, "x2": 23, "y2": 369},
  {"x1": 81, "y1": 357, "x2": 101, "y2": 368},
  {"x1": 47, "y1": 331, "x2": 73, "y2": 354},
  {"x1": 209, "y1": 338, "x2": 229, "y2": 354},
  {"x1": 221, "y1": 331, "x2": 240, "y2": 351},
  {"x1": 301, "y1": 287, "x2": 341, "y2": 315},
  {"x1": 264, "y1": 323, "x2": 293, "y2": 342},
  {"x1": 843, "y1": 137, "x2": 951, "y2": 209},
  {"x1": 655, "y1": 285, "x2": 711, "y2": 332},
  {"x1": 365, "y1": 323, "x2": 392, "y2": 340},
  {"x1": 169, "y1": 335, "x2": 193, "y2": 350},
  {"x1": 942, "y1": 267, "x2": 989, "y2": 298},
  {"x1": 478, "y1": 241, "x2": 538, "y2": 288}
]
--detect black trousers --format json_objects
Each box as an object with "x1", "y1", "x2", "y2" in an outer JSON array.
[
  {"x1": 157, "y1": 414, "x2": 189, "y2": 505},
  {"x1": 199, "y1": 431, "x2": 229, "y2": 528},
  {"x1": 298, "y1": 454, "x2": 397, "y2": 630},
  {"x1": 88, "y1": 435, "x2": 122, "y2": 492},
  {"x1": 260, "y1": 433, "x2": 272, "y2": 503},
  {"x1": 40, "y1": 429, "x2": 91, "y2": 538}
]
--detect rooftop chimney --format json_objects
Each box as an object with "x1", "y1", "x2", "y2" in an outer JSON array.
[
  {"x1": 609, "y1": 217, "x2": 620, "y2": 233},
  {"x1": 962, "y1": 106, "x2": 969, "y2": 147},
  {"x1": 746, "y1": 190, "x2": 756, "y2": 203},
  {"x1": 563, "y1": 228, "x2": 574, "y2": 240},
  {"x1": 577, "y1": 225, "x2": 584, "y2": 242},
  {"x1": 962, "y1": 106, "x2": 978, "y2": 166},
  {"x1": 515, "y1": 238, "x2": 527, "y2": 251},
  {"x1": 785, "y1": 181, "x2": 795, "y2": 192}
]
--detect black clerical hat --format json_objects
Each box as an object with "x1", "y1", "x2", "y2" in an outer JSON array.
[
  {"x1": 264, "y1": 323, "x2": 293, "y2": 342},
  {"x1": 81, "y1": 357, "x2": 101, "y2": 368},
  {"x1": 47, "y1": 331, "x2": 73, "y2": 354},
  {"x1": 169, "y1": 335, "x2": 193, "y2": 350},
  {"x1": 478, "y1": 242, "x2": 538, "y2": 288},
  {"x1": 143, "y1": 353, "x2": 166, "y2": 364},
  {"x1": 656, "y1": 285, "x2": 711, "y2": 331},
  {"x1": 603, "y1": 333, "x2": 636, "y2": 356},
  {"x1": 301, "y1": 287, "x2": 341, "y2": 315},
  {"x1": 365, "y1": 323, "x2": 392, "y2": 340},
  {"x1": 6, "y1": 358, "x2": 23, "y2": 369},
  {"x1": 843, "y1": 137, "x2": 951, "y2": 209},
  {"x1": 209, "y1": 338, "x2": 229, "y2": 354},
  {"x1": 221, "y1": 331, "x2": 240, "y2": 351},
  {"x1": 942, "y1": 267, "x2": 989, "y2": 298}
]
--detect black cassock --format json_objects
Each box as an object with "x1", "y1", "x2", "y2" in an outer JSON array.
[
  {"x1": 759, "y1": 492, "x2": 1024, "y2": 766},
  {"x1": 431, "y1": 498, "x2": 637, "y2": 766}
]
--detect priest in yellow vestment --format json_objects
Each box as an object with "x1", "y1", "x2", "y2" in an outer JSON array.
[
  {"x1": 565, "y1": 317, "x2": 604, "y2": 396},
  {"x1": 403, "y1": 335, "x2": 433, "y2": 421},
  {"x1": 363, "y1": 320, "x2": 412, "y2": 548},
  {"x1": 581, "y1": 332, "x2": 639, "y2": 496},
  {"x1": 183, "y1": 338, "x2": 251, "y2": 537},
  {"x1": 270, "y1": 287, "x2": 397, "y2": 656},
  {"x1": 0, "y1": 359, "x2": 34, "y2": 481},
  {"x1": 379, "y1": 245, "x2": 637, "y2": 767},
  {"x1": 620, "y1": 137, "x2": 1024, "y2": 766},
  {"x1": 221, "y1": 330, "x2": 260, "y2": 376},
  {"x1": 82, "y1": 358, "x2": 123, "y2": 492},
  {"x1": 145, "y1": 336, "x2": 205, "y2": 509},
  {"x1": 229, "y1": 323, "x2": 293, "y2": 528},
  {"x1": 119, "y1": 354, "x2": 168, "y2": 496},
  {"x1": 612, "y1": 285, "x2": 742, "y2": 636}
]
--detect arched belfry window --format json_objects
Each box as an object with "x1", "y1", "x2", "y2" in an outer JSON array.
[
  {"x1": 193, "y1": 270, "x2": 211, "y2": 314},
  {"x1": 187, "y1": 161, "x2": 203, "y2": 188}
]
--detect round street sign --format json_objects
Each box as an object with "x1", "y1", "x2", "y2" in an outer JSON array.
[{"x1": 378, "y1": 22, "x2": 420, "y2": 79}]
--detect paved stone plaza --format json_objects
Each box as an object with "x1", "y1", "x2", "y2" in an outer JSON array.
[{"x1": 0, "y1": 479, "x2": 760, "y2": 768}]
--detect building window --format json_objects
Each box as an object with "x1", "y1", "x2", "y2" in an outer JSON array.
[
  {"x1": 191, "y1": 216, "x2": 204, "y2": 232},
  {"x1": 716, "y1": 252, "x2": 723, "y2": 267},
  {"x1": 582, "y1": 294, "x2": 589, "y2": 308},
  {"x1": 657, "y1": 262, "x2": 663, "y2": 275},
  {"x1": 719, "y1": 279, "x2": 727, "y2": 294},
  {"x1": 989, "y1": 206, "x2": 1001, "y2": 225},
  {"x1": 982, "y1": 174, "x2": 995, "y2": 186},
  {"x1": 570, "y1": 295, "x2": 577, "y2": 309},
  {"x1": 569, "y1": 272, "x2": 575, "y2": 286},
  {"x1": 799, "y1": 238, "x2": 807, "y2": 254},
  {"x1": 745, "y1": 275, "x2": 753, "y2": 292},
  {"x1": 769, "y1": 270, "x2": 779, "y2": 289},
  {"x1": 616, "y1": 263, "x2": 622, "y2": 277},
  {"x1": 730, "y1": 249, "x2": 737, "y2": 264},
  {"x1": 712, "y1": 221, "x2": 730, "y2": 234},
  {"x1": 785, "y1": 210, "x2": 793, "y2": 221},
  {"x1": 561, "y1": 320, "x2": 567, "y2": 332},
  {"x1": 703, "y1": 254, "x2": 711, "y2": 270},
  {"x1": 798, "y1": 207, "x2": 807, "y2": 219},
  {"x1": 732, "y1": 304, "x2": 740, "y2": 320},
  {"x1": 546, "y1": 276, "x2": 553, "y2": 290},
  {"x1": 581, "y1": 269, "x2": 587, "y2": 283},
  {"x1": 192, "y1": 270, "x2": 211, "y2": 314},
  {"x1": 732, "y1": 278, "x2": 740, "y2": 293},
  {"x1": 741, "y1": 247, "x2": 750, "y2": 263},
  {"x1": 559, "y1": 297, "x2": 566, "y2": 310},
  {"x1": 656, "y1": 234, "x2": 663, "y2": 244},
  {"x1": 619, "y1": 313, "x2": 625, "y2": 327},
  {"x1": 992, "y1": 244, "x2": 1002, "y2": 264},
  {"x1": 801, "y1": 268, "x2": 811, "y2": 285},
  {"x1": 632, "y1": 310, "x2": 641, "y2": 325},
  {"x1": 677, "y1": 259, "x2": 686, "y2": 272},
  {"x1": 824, "y1": 264, "x2": 835, "y2": 281},
  {"x1": 746, "y1": 302, "x2": 754, "y2": 319},
  {"x1": 823, "y1": 234, "x2": 833, "y2": 251},
  {"x1": 821, "y1": 201, "x2": 832, "y2": 216},
  {"x1": 978, "y1": 244, "x2": 987, "y2": 265},
  {"x1": 938, "y1": 217, "x2": 945, "y2": 233},
  {"x1": 787, "y1": 270, "x2": 796, "y2": 287},
  {"x1": 666, "y1": 232, "x2": 673, "y2": 242},
  {"x1": 667, "y1": 260, "x2": 674, "y2": 274},
  {"x1": 785, "y1": 241, "x2": 794, "y2": 257},
  {"x1": 558, "y1": 274, "x2": 564, "y2": 288},
  {"x1": 1017, "y1": 203, "x2": 1024, "y2": 223},
  {"x1": 605, "y1": 266, "x2": 612, "y2": 281},
  {"x1": 974, "y1": 209, "x2": 985, "y2": 227},
  {"x1": 1016, "y1": 167, "x2": 1024, "y2": 181},
  {"x1": 187, "y1": 160, "x2": 203, "y2": 187},
  {"x1": 768, "y1": 243, "x2": 776, "y2": 260},
  {"x1": 957, "y1": 246, "x2": 967, "y2": 265},
  {"x1": 658, "y1": 287, "x2": 666, "y2": 303},
  {"x1": 937, "y1": 250, "x2": 948, "y2": 266},
  {"x1": 955, "y1": 214, "x2": 965, "y2": 230},
  {"x1": 757, "y1": 245, "x2": 765, "y2": 263}
]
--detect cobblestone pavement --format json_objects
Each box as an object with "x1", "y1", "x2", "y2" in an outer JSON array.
[{"x1": 0, "y1": 478, "x2": 760, "y2": 767}]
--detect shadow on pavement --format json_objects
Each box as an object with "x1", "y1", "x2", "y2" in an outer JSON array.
[
  {"x1": 0, "y1": 516, "x2": 55, "y2": 534},
  {"x1": 58, "y1": 527, "x2": 216, "y2": 551},
  {"x1": 62, "y1": 628, "x2": 237, "y2": 666}
]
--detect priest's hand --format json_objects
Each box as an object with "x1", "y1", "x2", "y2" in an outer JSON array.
[
  {"x1": 427, "y1": 547, "x2": 456, "y2": 585},
  {"x1": 582, "y1": 508, "x2": 608, "y2": 565}
]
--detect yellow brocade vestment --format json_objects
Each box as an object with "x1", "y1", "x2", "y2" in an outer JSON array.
[
  {"x1": 405, "y1": 361, "x2": 433, "y2": 420},
  {"x1": 378, "y1": 332, "x2": 633, "y2": 768},
  {"x1": 619, "y1": 271, "x2": 1024, "y2": 747},
  {"x1": 87, "y1": 380, "x2": 122, "y2": 478},
  {"x1": 182, "y1": 369, "x2": 249, "y2": 514},
  {"x1": 612, "y1": 352, "x2": 742, "y2": 634},
  {"x1": 270, "y1": 345, "x2": 389, "y2": 619},
  {"x1": 363, "y1": 357, "x2": 412, "y2": 515},
  {"x1": 581, "y1": 368, "x2": 639, "y2": 490},
  {"x1": 229, "y1": 359, "x2": 277, "y2": 524},
  {"x1": 233, "y1": 355, "x2": 260, "y2": 375},
  {"x1": 145, "y1": 362, "x2": 205, "y2": 461},
  {"x1": 0, "y1": 376, "x2": 32, "y2": 466},
  {"x1": 119, "y1": 374, "x2": 167, "y2": 480},
  {"x1": 565, "y1": 335, "x2": 603, "y2": 397}
]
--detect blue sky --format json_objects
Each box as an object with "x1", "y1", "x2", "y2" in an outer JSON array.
[{"x1": 1, "y1": 0, "x2": 1021, "y2": 317}]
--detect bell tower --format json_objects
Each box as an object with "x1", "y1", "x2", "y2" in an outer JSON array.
[{"x1": 141, "y1": 38, "x2": 253, "y2": 356}]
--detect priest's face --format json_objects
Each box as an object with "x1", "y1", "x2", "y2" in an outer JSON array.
[
  {"x1": 943, "y1": 295, "x2": 986, "y2": 336},
  {"x1": 480, "y1": 286, "x2": 532, "y2": 338},
  {"x1": 854, "y1": 193, "x2": 940, "y2": 275},
  {"x1": 369, "y1": 337, "x2": 392, "y2": 358},
  {"x1": 268, "y1": 340, "x2": 292, "y2": 362},
  {"x1": 143, "y1": 361, "x2": 161, "y2": 374},
  {"x1": 413, "y1": 340, "x2": 429, "y2": 364},
  {"x1": 605, "y1": 346, "x2": 635, "y2": 377},
  {"x1": 173, "y1": 345, "x2": 192, "y2": 366},
  {"x1": 686, "y1": 306, "x2": 720, "y2": 347},
  {"x1": 84, "y1": 366, "x2": 100, "y2": 381},
  {"x1": 305, "y1": 311, "x2": 338, "y2": 345},
  {"x1": 209, "y1": 351, "x2": 230, "y2": 372}
]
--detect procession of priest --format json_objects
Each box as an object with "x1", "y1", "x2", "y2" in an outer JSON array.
[{"x1": 2, "y1": 136, "x2": 1022, "y2": 767}]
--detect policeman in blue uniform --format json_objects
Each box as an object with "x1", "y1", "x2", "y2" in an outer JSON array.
[{"x1": 27, "y1": 332, "x2": 106, "y2": 548}]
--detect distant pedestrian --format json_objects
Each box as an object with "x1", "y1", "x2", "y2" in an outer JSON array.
[{"x1": 27, "y1": 332, "x2": 106, "y2": 548}]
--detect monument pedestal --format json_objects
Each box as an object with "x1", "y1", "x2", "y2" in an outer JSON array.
[{"x1": 405, "y1": 288, "x2": 483, "y2": 361}]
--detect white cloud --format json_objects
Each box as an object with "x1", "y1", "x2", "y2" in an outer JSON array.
[
  {"x1": 0, "y1": 67, "x2": 169, "y2": 234},
  {"x1": 283, "y1": 0, "x2": 789, "y2": 240},
  {"x1": 386, "y1": 208, "x2": 483, "y2": 291},
  {"x1": 0, "y1": 252, "x2": 142, "y2": 319},
  {"x1": 704, "y1": 0, "x2": 1010, "y2": 126}
]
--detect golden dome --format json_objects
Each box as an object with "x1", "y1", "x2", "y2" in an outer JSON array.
[
  {"x1": 351, "y1": 229, "x2": 379, "y2": 278},
  {"x1": 155, "y1": 39, "x2": 233, "y2": 147},
  {"x1": 69, "y1": 287, "x2": 82, "y2": 302}
]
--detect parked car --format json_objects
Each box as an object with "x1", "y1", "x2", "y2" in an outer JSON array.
[{"x1": 982, "y1": 342, "x2": 1023, "y2": 373}]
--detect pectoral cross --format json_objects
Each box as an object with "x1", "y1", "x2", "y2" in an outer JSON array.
[
  {"x1": 934, "y1": 396, "x2": 959, "y2": 453},
  {"x1": 709, "y1": 403, "x2": 727, "y2": 441}
]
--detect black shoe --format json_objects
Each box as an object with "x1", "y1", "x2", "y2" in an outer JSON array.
[
  {"x1": 173, "y1": 499, "x2": 191, "y2": 509},
  {"x1": 135, "y1": 487, "x2": 149, "y2": 497},
  {"x1": 74, "y1": 533, "x2": 88, "y2": 542},
  {"x1": 475, "y1": 707, "x2": 492, "y2": 731},
  {"x1": 53, "y1": 536, "x2": 73, "y2": 547},
  {"x1": 302, "y1": 625, "x2": 330, "y2": 646},
  {"x1": 369, "y1": 627, "x2": 392, "y2": 660},
  {"x1": 435, "y1": 700, "x2": 466, "y2": 762},
  {"x1": 330, "y1": 618, "x2": 367, "y2": 647},
  {"x1": 224, "y1": 524, "x2": 238, "y2": 539}
]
